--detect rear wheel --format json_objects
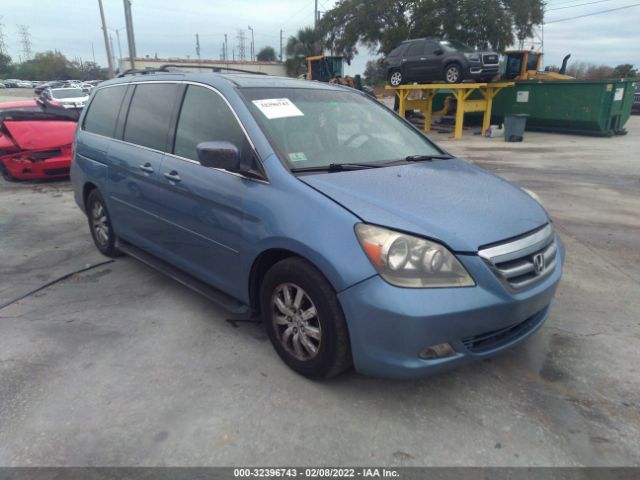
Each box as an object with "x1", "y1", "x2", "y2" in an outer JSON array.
[
  {"x1": 86, "y1": 189, "x2": 122, "y2": 257},
  {"x1": 388, "y1": 69, "x2": 403, "y2": 87},
  {"x1": 444, "y1": 64, "x2": 463, "y2": 84},
  {"x1": 260, "y1": 257, "x2": 351, "y2": 379}
]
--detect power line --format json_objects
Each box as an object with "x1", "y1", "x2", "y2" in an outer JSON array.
[
  {"x1": 281, "y1": 0, "x2": 315, "y2": 29},
  {"x1": 547, "y1": 0, "x2": 616, "y2": 11},
  {"x1": 546, "y1": 2, "x2": 640, "y2": 22}
]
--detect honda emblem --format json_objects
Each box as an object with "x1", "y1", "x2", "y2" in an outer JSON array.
[{"x1": 533, "y1": 253, "x2": 545, "y2": 275}]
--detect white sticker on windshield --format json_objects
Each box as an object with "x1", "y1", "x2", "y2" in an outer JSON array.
[
  {"x1": 288, "y1": 152, "x2": 307, "y2": 162},
  {"x1": 252, "y1": 98, "x2": 304, "y2": 119}
]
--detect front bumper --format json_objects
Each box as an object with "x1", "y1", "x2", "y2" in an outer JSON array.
[
  {"x1": 338, "y1": 237, "x2": 564, "y2": 379},
  {"x1": 1, "y1": 153, "x2": 71, "y2": 180},
  {"x1": 467, "y1": 65, "x2": 499, "y2": 77}
]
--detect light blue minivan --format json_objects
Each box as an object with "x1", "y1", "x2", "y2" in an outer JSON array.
[{"x1": 71, "y1": 69, "x2": 564, "y2": 379}]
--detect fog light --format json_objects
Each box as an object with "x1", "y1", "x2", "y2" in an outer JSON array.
[{"x1": 419, "y1": 343, "x2": 455, "y2": 360}]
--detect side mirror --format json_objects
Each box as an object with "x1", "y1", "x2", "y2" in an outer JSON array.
[
  {"x1": 196, "y1": 141, "x2": 241, "y2": 171},
  {"x1": 434, "y1": 49, "x2": 444, "y2": 56}
]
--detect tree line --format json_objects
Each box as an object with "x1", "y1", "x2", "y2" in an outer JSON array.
[
  {"x1": 284, "y1": 0, "x2": 545, "y2": 75},
  {"x1": 282, "y1": 0, "x2": 638, "y2": 83},
  {"x1": 0, "y1": 51, "x2": 108, "y2": 81}
]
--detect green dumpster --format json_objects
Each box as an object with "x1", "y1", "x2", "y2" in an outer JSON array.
[{"x1": 490, "y1": 79, "x2": 635, "y2": 136}]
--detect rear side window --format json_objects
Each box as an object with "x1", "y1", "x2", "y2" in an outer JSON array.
[
  {"x1": 424, "y1": 41, "x2": 439, "y2": 55},
  {"x1": 405, "y1": 42, "x2": 425, "y2": 57},
  {"x1": 173, "y1": 85, "x2": 245, "y2": 161},
  {"x1": 83, "y1": 86, "x2": 127, "y2": 137},
  {"x1": 124, "y1": 83, "x2": 179, "y2": 151},
  {"x1": 388, "y1": 45, "x2": 406, "y2": 58}
]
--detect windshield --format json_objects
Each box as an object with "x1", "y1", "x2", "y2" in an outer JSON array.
[
  {"x1": 439, "y1": 40, "x2": 474, "y2": 52},
  {"x1": 241, "y1": 87, "x2": 442, "y2": 170},
  {"x1": 51, "y1": 88, "x2": 84, "y2": 99}
]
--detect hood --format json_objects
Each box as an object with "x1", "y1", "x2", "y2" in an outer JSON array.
[
  {"x1": 3, "y1": 120, "x2": 76, "y2": 151},
  {"x1": 299, "y1": 159, "x2": 549, "y2": 252}
]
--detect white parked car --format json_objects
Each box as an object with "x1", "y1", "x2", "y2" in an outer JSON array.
[
  {"x1": 42, "y1": 87, "x2": 90, "y2": 109},
  {"x1": 17, "y1": 80, "x2": 34, "y2": 88}
]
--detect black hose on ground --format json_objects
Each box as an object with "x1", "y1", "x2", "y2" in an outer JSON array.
[{"x1": 0, "y1": 259, "x2": 114, "y2": 311}]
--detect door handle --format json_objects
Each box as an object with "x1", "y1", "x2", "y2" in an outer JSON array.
[
  {"x1": 164, "y1": 171, "x2": 181, "y2": 182},
  {"x1": 138, "y1": 163, "x2": 154, "y2": 173},
  {"x1": 420, "y1": 57, "x2": 426, "y2": 60}
]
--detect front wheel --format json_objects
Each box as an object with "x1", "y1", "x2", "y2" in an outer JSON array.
[
  {"x1": 444, "y1": 64, "x2": 463, "y2": 84},
  {"x1": 0, "y1": 161, "x2": 17, "y2": 182},
  {"x1": 388, "y1": 69, "x2": 403, "y2": 87},
  {"x1": 260, "y1": 257, "x2": 351, "y2": 379}
]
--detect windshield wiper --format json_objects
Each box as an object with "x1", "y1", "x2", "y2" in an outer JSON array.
[
  {"x1": 404, "y1": 154, "x2": 453, "y2": 162},
  {"x1": 291, "y1": 163, "x2": 383, "y2": 173},
  {"x1": 382, "y1": 154, "x2": 454, "y2": 166}
]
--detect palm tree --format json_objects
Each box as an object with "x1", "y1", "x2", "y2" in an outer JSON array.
[{"x1": 285, "y1": 27, "x2": 322, "y2": 77}]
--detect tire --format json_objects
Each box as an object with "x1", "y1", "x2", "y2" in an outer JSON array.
[
  {"x1": 0, "y1": 161, "x2": 17, "y2": 182},
  {"x1": 86, "y1": 189, "x2": 122, "y2": 257},
  {"x1": 444, "y1": 63, "x2": 463, "y2": 84},
  {"x1": 260, "y1": 257, "x2": 351, "y2": 379},
  {"x1": 388, "y1": 69, "x2": 403, "y2": 87}
]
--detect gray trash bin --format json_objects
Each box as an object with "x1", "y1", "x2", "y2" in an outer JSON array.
[{"x1": 504, "y1": 114, "x2": 529, "y2": 142}]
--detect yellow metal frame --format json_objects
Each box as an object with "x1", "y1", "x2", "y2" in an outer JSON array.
[{"x1": 385, "y1": 82, "x2": 514, "y2": 139}]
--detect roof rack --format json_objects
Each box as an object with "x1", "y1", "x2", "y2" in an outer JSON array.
[
  {"x1": 117, "y1": 64, "x2": 268, "y2": 78},
  {"x1": 117, "y1": 68, "x2": 165, "y2": 77}
]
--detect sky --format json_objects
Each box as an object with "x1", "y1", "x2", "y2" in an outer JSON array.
[{"x1": 1, "y1": 0, "x2": 638, "y2": 75}]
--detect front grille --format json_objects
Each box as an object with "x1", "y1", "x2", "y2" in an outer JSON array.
[
  {"x1": 461, "y1": 308, "x2": 546, "y2": 353},
  {"x1": 44, "y1": 168, "x2": 70, "y2": 176},
  {"x1": 478, "y1": 224, "x2": 557, "y2": 290},
  {"x1": 482, "y1": 54, "x2": 499, "y2": 66}
]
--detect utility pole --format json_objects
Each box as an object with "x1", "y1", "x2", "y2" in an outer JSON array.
[
  {"x1": 314, "y1": 0, "x2": 318, "y2": 28},
  {"x1": 98, "y1": 0, "x2": 115, "y2": 77},
  {"x1": 17, "y1": 24, "x2": 32, "y2": 60},
  {"x1": 91, "y1": 42, "x2": 96, "y2": 63},
  {"x1": 224, "y1": 33, "x2": 228, "y2": 62},
  {"x1": 247, "y1": 25, "x2": 254, "y2": 61},
  {"x1": 279, "y1": 29, "x2": 283, "y2": 61},
  {"x1": 195, "y1": 33, "x2": 201, "y2": 63},
  {"x1": 123, "y1": 0, "x2": 137, "y2": 69},
  {"x1": 110, "y1": 34, "x2": 117, "y2": 71},
  {"x1": 115, "y1": 29, "x2": 123, "y2": 64}
]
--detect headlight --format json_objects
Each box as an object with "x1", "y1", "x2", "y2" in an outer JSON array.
[
  {"x1": 355, "y1": 224, "x2": 475, "y2": 288},
  {"x1": 464, "y1": 53, "x2": 481, "y2": 62}
]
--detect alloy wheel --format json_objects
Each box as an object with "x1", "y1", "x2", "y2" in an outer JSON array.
[
  {"x1": 271, "y1": 282, "x2": 322, "y2": 361},
  {"x1": 91, "y1": 200, "x2": 110, "y2": 247},
  {"x1": 389, "y1": 71, "x2": 402, "y2": 87},
  {"x1": 446, "y1": 66, "x2": 460, "y2": 83}
]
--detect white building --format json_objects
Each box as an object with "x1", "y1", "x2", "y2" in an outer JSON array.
[{"x1": 117, "y1": 57, "x2": 287, "y2": 77}]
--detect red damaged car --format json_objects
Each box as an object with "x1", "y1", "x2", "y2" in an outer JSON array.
[{"x1": 0, "y1": 99, "x2": 79, "y2": 181}]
